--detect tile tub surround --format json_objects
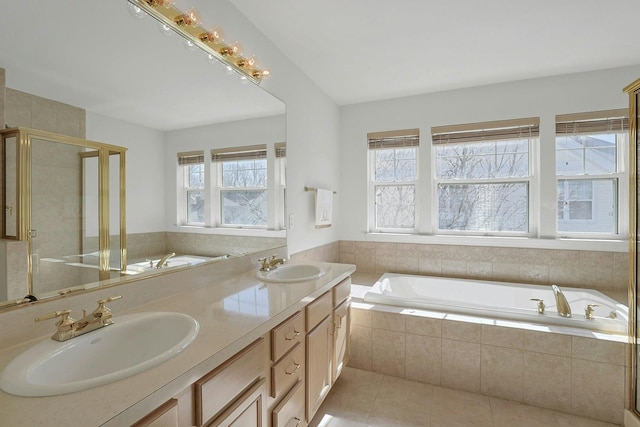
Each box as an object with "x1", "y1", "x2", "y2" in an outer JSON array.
[
  {"x1": 338, "y1": 240, "x2": 628, "y2": 293},
  {"x1": 348, "y1": 301, "x2": 628, "y2": 425},
  {"x1": 309, "y1": 367, "x2": 621, "y2": 427},
  {"x1": 0, "y1": 256, "x2": 355, "y2": 426}
]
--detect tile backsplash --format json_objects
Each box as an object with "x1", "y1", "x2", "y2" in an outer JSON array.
[{"x1": 338, "y1": 241, "x2": 628, "y2": 293}]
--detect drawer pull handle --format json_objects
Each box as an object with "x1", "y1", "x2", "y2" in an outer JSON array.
[
  {"x1": 287, "y1": 417, "x2": 301, "y2": 427},
  {"x1": 285, "y1": 363, "x2": 301, "y2": 375},
  {"x1": 284, "y1": 330, "x2": 301, "y2": 341}
]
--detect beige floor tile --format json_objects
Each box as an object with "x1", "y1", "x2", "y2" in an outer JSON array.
[
  {"x1": 367, "y1": 404, "x2": 430, "y2": 427},
  {"x1": 311, "y1": 367, "x2": 623, "y2": 427},
  {"x1": 375, "y1": 375, "x2": 433, "y2": 415},
  {"x1": 490, "y1": 397, "x2": 558, "y2": 427},
  {"x1": 430, "y1": 386, "x2": 494, "y2": 426}
]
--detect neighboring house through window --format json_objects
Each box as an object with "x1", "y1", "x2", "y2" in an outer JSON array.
[{"x1": 556, "y1": 109, "x2": 628, "y2": 236}]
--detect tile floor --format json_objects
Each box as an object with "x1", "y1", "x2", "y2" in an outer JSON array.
[{"x1": 308, "y1": 367, "x2": 621, "y2": 427}]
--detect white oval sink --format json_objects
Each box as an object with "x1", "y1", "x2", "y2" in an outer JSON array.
[
  {"x1": 257, "y1": 264, "x2": 325, "y2": 283},
  {"x1": 0, "y1": 312, "x2": 199, "y2": 397}
]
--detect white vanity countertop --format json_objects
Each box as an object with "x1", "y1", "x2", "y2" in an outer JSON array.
[{"x1": 0, "y1": 261, "x2": 356, "y2": 426}]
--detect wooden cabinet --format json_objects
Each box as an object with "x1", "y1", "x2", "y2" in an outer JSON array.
[
  {"x1": 272, "y1": 381, "x2": 305, "y2": 427},
  {"x1": 208, "y1": 379, "x2": 267, "y2": 427},
  {"x1": 332, "y1": 299, "x2": 350, "y2": 382},
  {"x1": 305, "y1": 314, "x2": 333, "y2": 422},
  {"x1": 131, "y1": 399, "x2": 180, "y2": 427},
  {"x1": 195, "y1": 338, "x2": 266, "y2": 427}
]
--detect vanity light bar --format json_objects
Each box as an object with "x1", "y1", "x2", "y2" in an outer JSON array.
[{"x1": 128, "y1": 0, "x2": 270, "y2": 84}]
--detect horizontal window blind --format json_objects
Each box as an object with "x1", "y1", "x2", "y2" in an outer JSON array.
[
  {"x1": 367, "y1": 128, "x2": 419, "y2": 149},
  {"x1": 556, "y1": 109, "x2": 628, "y2": 135},
  {"x1": 177, "y1": 151, "x2": 204, "y2": 165},
  {"x1": 432, "y1": 117, "x2": 539, "y2": 145},
  {"x1": 211, "y1": 144, "x2": 267, "y2": 162},
  {"x1": 275, "y1": 142, "x2": 286, "y2": 158}
]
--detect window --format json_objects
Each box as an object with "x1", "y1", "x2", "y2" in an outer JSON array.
[
  {"x1": 432, "y1": 118, "x2": 538, "y2": 234},
  {"x1": 367, "y1": 129, "x2": 419, "y2": 231},
  {"x1": 212, "y1": 145, "x2": 268, "y2": 227},
  {"x1": 177, "y1": 151, "x2": 205, "y2": 225},
  {"x1": 555, "y1": 110, "x2": 628, "y2": 235}
]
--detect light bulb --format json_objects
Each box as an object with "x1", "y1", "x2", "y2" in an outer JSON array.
[
  {"x1": 237, "y1": 56, "x2": 256, "y2": 68},
  {"x1": 145, "y1": 0, "x2": 175, "y2": 7},
  {"x1": 184, "y1": 39, "x2": 197, "y2": 51},
  {"x1": 219, "y1": 42, "x2": 241, "y2": 57},
  {"x1": 225, "y1": 65, "x2": 234, "y2": 75},
  {"x1": 158, "y1": 22, "x2": 174, "y2": 36},
  {"x1": 200, "y1": 27, "x2": 223, "y2": 44},
  {"x1": 126, "y1": 3, "x2": 147, "y2": 19},
  {"x1": 207, "y1": 53, "x2": 218, "y2": 64},
  {"x1": 175, "y1": 8, "x2": 201, "y2": 27}
]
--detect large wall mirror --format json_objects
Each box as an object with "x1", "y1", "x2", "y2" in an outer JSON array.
[{"x1": 0, "y1": 1, "x2": 286, "y2": 308}]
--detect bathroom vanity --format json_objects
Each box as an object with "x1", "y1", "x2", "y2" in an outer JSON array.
[{"x1": 0, "y1": 259, "x2": 355, "y2": 426}]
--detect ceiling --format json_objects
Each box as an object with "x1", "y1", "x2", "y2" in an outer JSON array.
[
  {"x1": 2, "y1": 1, "x2": 638, "y2": 131},
  {"x1": 0, "y1": 1, "x2": 284, "y2": 131},
  {"x1": 229, "y1": 0, "x2": 640, "y2": 105}
]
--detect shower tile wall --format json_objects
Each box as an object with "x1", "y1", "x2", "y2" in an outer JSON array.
[{"x1": 339, "y1": 241, "x2": 628, "y2": 293}]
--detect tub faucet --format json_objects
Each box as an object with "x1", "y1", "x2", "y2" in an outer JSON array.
[
  {"x1": 552, "y1": 284, "x2": 571, "y2": 318},
  {"x1": 156, "y1": 252, "x2": 176, "y2": 268}
]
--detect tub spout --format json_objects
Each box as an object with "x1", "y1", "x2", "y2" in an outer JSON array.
[
  {"x1": 156, "y1": 252, "x2": 176, "y2": 268},
  {"x1": 552, "y1": 284, "x2": 571, "y2": 318}
]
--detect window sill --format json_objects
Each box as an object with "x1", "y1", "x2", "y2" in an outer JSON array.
[
  {"x1": 365, "y1": 232, "x2": 628, "y2": 252},
  {"x1": 168, "y1": 225, "x2": 286, "y2": 238}
]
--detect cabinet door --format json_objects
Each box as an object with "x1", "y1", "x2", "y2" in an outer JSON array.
[
  {"x1": 333, "y1": 300, "x2": 350, "y2": 383},
  {"x1": 305, "y1": 315, "x2": 332, "y2": 422},
  {"x1": 208, "y1": 378, "x2": 266, "y2": 427}
]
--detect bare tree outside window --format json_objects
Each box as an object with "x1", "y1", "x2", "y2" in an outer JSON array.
[
  {"x1": 373, "y1": 147, "x2": 417, "y2": 229},
  {"x1": 435, "y1": 140, "x2": 530, "y2": 232},
  {"x1": 221, "y1": 158, "x2": 267, "y2": 226},
  {"x1": 186, "y1": 163, "x2": 205, "y2": 224}
]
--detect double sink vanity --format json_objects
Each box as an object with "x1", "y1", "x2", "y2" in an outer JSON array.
[{"x1": 0, "y1": 257, "x2": 355, "y2": 426}]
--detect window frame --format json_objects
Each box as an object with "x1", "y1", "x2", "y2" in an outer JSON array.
[
  {"x1": 367, "y1": 129, "x2": 420, "y2": 233},
  {"x1": 554, "y1": 121, "x2": 628, "y2": 239},
  {"x1": 177, "y1": 151, "x2": 206, "y2": 226}
]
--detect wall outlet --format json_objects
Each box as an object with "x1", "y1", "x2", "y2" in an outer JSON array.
[{"x1": 288, "y1": 214, "x2": 294, "y2": 229}]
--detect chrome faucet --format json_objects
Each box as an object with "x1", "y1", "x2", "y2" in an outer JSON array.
[
  {"x1": 35, "y1": 295, "x2": 122, "y2": 342},
  {"x1": 259, "y1": 255, "x2": 286, "y2": 271},
  {"x1": 156, "y1": 252, "x2": 176, "y2": 268},
  {"x1": 552, "y1": 284, "x2": 571, "y2": 318}
]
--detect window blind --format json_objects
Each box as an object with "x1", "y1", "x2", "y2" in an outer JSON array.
[
  {"x1": 275, "y1": 142, "x2": 286, "y2": 158},
  {"x1": 431, "y1": 117, "x2": 540, "y2": 145},
  {"x1": 556, "y1": 109, "x2": 628, "y2": 135},
  {"x1": 177, "y1": 151, "x2": 204, "y2": 165},
  {"x1": 211, "y1": 144, "x2": 267, "y2": 162},
  {"x1": 367, "y1": 128, "x2": 419, "y2": 149}
]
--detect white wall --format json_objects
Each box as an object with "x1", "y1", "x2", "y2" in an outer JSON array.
[
  {"x1": 85, "y1": 112, "x2": 165, "y2": 234},
  {"x1": 339, "y1": 65, "x2": 640, "y2": 246},
  {"x1": 187, "y1": 0, "x2": 342, "y2": 256},
  {"x1": 163, "y1": 114, "x2": 285, "y2": 230}
]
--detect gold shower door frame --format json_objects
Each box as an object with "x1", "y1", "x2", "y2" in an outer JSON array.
[
  {"x1": 625, "y1": 78, "x2": 640, "y2": 415},
  {"x1": 0, "y1": 127, "x2": 126, "y2": 293}
]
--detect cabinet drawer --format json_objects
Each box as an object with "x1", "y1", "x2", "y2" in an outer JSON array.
[
  {"x1": 271, "y1": 312, "x2": 304, "y2": 362},
  {"x1": 195, "y1": 338, "x2": 265, "y2": 427},
  {"x1": 272, "y1": 380, "x2": 305, "y2": 427},
  {"x1": 306, "y1": 292, "x2": 331, "y2": 332},
  {"x1": 271, "y1": 342, "x2": 304, "y2": 398},
  {"x1": 132, "y1": 399, "x2": 178, "y2": 427},
  {"x1": 332, "y1": 278, "x2": 351, "y2": 307}
]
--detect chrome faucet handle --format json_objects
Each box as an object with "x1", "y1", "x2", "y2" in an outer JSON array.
[
  {"x1": 585, "y1": 304, "x2": 599, "y2": 320},
  {"x1": 35, "y1": 309, "x2": 75, "y2": 332},
  {"x1": 530, "y1": 298, "x2": 545, "y2": 315}
]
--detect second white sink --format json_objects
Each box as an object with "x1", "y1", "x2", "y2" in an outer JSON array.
[
  {"x1": 0, "y1": 312, "x2": 199, "y2": 397},
  {"x1": 257, "y1": 264, "x2": 325, "y2": 283}
]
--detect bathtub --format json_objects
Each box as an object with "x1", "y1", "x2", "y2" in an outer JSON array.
[{"x1": 363, "y1": 273, "x2": 628, "y2": 334}]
